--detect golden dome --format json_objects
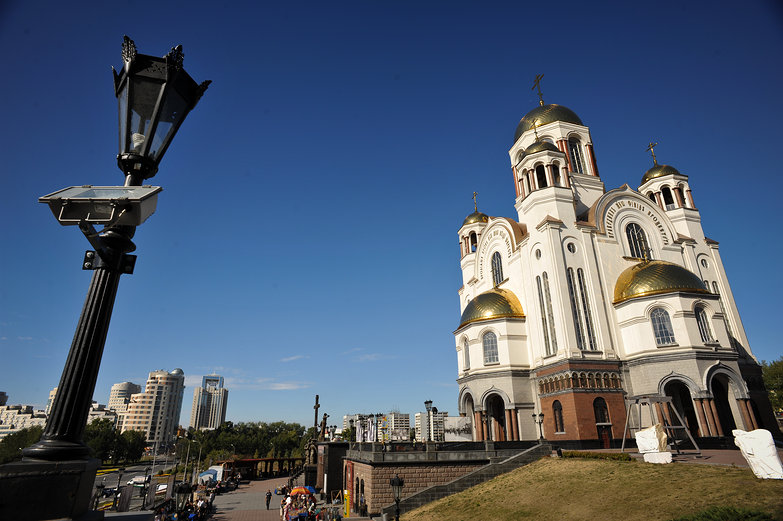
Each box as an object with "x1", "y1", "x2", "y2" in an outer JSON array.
[
  {"x1": 641, "y1": 163, "x2": 683, "y2": 185},
  {"x1": 458, "y1": 288, "x2": 525, "y2": 329},
  {"x1": 462, "y1": 210, "x2": 489, "y2": 226},
  {"x1": 525, "y1": 140, "x2": 561, "y2": 155},
  {"x1": 514, "y1": 104, "x2": 583, "y2": 143},
  {"x1": 614, "y1": 260, "x2": 709, "y2": 304}
]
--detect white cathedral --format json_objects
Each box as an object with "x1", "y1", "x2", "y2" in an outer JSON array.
[{"x1": 454, "y1": 95, "x2": 779, "y2": 448}]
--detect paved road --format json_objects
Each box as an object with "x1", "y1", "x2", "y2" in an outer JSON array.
[{"x1": 211, "y1": 477, "x2": 293, "y2": 521}]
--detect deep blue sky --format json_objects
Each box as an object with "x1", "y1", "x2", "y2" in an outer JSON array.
[{"x1": 1, "y1": 1, "x2": 782, "y2": 428}]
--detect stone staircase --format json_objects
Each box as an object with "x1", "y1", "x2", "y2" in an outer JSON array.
[{"x1": 380, "y1": 443, "x2": 551, "y2": 518}]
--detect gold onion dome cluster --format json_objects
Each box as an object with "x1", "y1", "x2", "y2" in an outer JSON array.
[
  {"x1": 463, "y1": 210, "x2": 489, "y2": 226},
  {"x1": 614, "y1": 260, "x2": 710, "y2": 304},
  {"x1": 459, "y1": 288, "x2": 525, "y2": 329},
  {"x1": 641, "y1": 163, "x2": 682, "y2": 185},
  {"x1": 514, "y1": 104, "x2": 583, "y2": 143},
  {"x1": 525, "y1": 140, "x2": 561, "y2": 155}
]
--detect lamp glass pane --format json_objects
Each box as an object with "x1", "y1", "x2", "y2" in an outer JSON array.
[
  {"x1": 118, "y1": 81, "x2": 128, "y2": 154},
  {"x1": 149, "y1": 88, "x2": 188, "y2": 161},
  {"x1": 129, "y1": 77, "x2": 164, "y2": 155}
]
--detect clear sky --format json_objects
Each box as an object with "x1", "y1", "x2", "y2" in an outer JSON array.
[{"x1": 1, "y1": 1, "x2": 782, "y2": 429}]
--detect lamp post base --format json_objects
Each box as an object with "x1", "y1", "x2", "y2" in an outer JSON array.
[{"x1": 0, "y1": 457, "x2": 103, "y2": 521}]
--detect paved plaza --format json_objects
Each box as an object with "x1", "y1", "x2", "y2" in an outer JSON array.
[{"x1": 211, "y1": 477, "x2": 291, "y2": 521}]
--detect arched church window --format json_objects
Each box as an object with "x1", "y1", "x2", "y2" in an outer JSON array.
[
  {"x1": 566, "y1": 268, "x2": 585, "y2": 351},
  {"x1": 536, "y1": 165, "x2": 548, "y2": 188},
  {"x1": 625, "y1": 223, "x2": 651, "y2": 260},
  {"x1": 695, "y1": 305, "x2": 714, "y2": 343},
  {"x1": 463, "y1": 338, "x2": 470, "y2": 370},
  {"x1": 648, "y1": 192, "x2": 656, "y2": 203},
  {"x1": 674, "y1": 186, "x2": 686, "y2": 208},
  {"x1": 568, "y1": 138, "x2": 585, "y2": 174},
  {"x1": 593, "y1": 397, "x2": 610, "y2": 424},
  {"x1": 491, "y1": 252, "x2": 504, "y2": 286},
  {"x1": 553, "y1": 401, "x2": 564, "y2": 433},
  {"x1": 662, "y1": 186, "x2": 676, "y2": 210},
  {"x1": 470, "y1": 232, "x2": 478, "y2": 253},
  {"x1": 537, "y1": 273, "x2": 557, "y2": 356},
  {"x1": 651, "y1": 308, "x2": 676, "y2": 346},
  {"x1": 482, "y1": 331, "x2": 498, "y2": 365},
  {"x1": 577, "y1": 269, "x2": 598, "y2": 350},
  {"x1": 552, "y1": 164, "x2": 562, "y2": 186}
]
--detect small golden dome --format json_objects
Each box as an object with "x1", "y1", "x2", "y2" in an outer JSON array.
[
  {"x1": 458, "y1": 288, "x2": 525, "y2": 329},
  {"x1": 641, "y1": 164, "x2": 683, "y2": 185},
  {"x1": 525, "y1": 140, "x2": 561, "y2": 155},
  {"x1": 514, "y1": 104, "x2": 583, "y2": 144},
  {"x1": 462, "y1": 211, "x2": 489, "y2": 226},
  {"x1": 614, "y1": 260, "x2": 709, "y2": 304}
]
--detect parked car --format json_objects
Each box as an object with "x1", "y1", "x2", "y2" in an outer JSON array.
[{"x1": 127, "y1": 475, "x2": 151, "y2": 486}]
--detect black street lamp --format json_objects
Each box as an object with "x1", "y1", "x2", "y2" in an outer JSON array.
[
  {"x1": 390, "y1": 473, "x2": 404, "y2": 521},
  {"x1": 424, "y1": 400, "x2": 433, "y2": 442},
  {"x1": 113, "y1": 467, "x2": 125, "y2": 510},
  {"x1": 532, "y1": 412, "x2": 545, "y2": 440},
  {"x1": 0, "y1": 36, "x2": 208, "y2": 521},
  {"x1": 23, "y1": 36, "x2": 208, "y2": 464}
]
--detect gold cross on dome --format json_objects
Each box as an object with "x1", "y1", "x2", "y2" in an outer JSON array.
[
  {"x1": 646, "y1": 142, "x2": 659, "y2": 165},
  {"x1": 472, "y1": 191, "x2": 478, "y2": 211},
  {"x1": 532, "y1": 74, "x2": 545, "y2": 106}
]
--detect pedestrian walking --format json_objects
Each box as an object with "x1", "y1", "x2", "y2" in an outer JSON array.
[{"x1": 266, "y1": 489, "x2": 272, "y2": 509}]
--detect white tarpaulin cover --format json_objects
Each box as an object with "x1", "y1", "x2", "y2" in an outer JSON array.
[
  {"x1": 635, "y1": 423, "x2": 668, "y2": 453},
  {"x1": 733, "y1": 429, "x2": 783, "y2": 479}
]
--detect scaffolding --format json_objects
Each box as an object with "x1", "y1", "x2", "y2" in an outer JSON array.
[{"x1": 621, "y1": 395, "x2": 700, "y2": 455}]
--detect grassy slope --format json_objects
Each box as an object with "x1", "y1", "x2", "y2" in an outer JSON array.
[{"x1": 401, "y1": 457, "x2": 783, "y2": 521}]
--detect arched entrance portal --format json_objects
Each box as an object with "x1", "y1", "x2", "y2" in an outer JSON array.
[
  {"x1": 663, "y1": 380, "x2": 700, "y2": 437},
  {"x1": 711, "y1": 376, "x2": 737, "y2": 434},
  {"x1": 486, "y1": 394, "x2": 507, "y2": 441}
]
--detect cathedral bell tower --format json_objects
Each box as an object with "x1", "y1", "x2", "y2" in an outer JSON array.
[
  {"x1": 510, "y1": 76, "x2": 605, "y2": 221},
  {"x1": 458, "y1": 192, "x2": 489, "y2": 288}
]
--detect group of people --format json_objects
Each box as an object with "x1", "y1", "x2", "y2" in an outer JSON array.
[{"x1": 279, "y1": 492, "x2": 318, "y2": 520}]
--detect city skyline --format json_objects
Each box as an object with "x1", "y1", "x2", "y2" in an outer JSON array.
[{"x1": 1, "y1": 1, "x2": 782, "y2": 428}]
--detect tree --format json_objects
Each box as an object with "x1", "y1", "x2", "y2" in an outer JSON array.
[
  {"x1": 84, "y1": 418, "x2": 119, "y2": 462},
  {"x1": 0, "y1": 426, "x2": 43, "y2": 464},
  {"x1": 762, "y1": 357, "x2": 783, "y2": 412},
  {"x1": 121, "y1": 429, "x2": 147, "y2": 463}
]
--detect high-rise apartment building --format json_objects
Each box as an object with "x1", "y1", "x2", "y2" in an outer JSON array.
[
  {"x1": 121, "y1": 368, "x2": 185, "y2": 446},
  {"x1": 45, "y1": 387, "x2": 58, "y2": 415},
  {"x1": 414, "y1": 410, "x2": 448, "y2": 442},
  {"x1": 108, "y1": 381, "x2": 141, "y2": 413},
  {"x1": 189, "y1": 374, "x2": 228, "y2": 430}
]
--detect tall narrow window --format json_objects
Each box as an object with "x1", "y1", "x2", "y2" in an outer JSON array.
[
  {"x1": 566, "y1": 268, "x2": 585, "y2": 351},
  {"x1": 568, "y1": 138, "x2": 584, "y2": 174},
  {"x1": 712, "y1": 282, "x2": 735, "y2": 342},
  {"x1": 482, "y1": 332, "x2": 498, "y2": 364},
  {"x1": 626, "y1": 223, "x2": 651, "y2": 259},
  {"x1": 491, "y1": 252, "x2": 504, "y2": 286},
  {"x1": 553, "y1": 400, "x2": 564, "y2": 433},
  {"x1": 536, "y1": 165, "x2": 548, "y2": 188},
  {"x1": 536, "y1": 276, "x2": 552, "y2": 356},
  {"x1": 695, "y1": 305, "x2": 714, "y2": 343},
  {"x1": 542, "y1": 273, "x2": 558, "y2": 355},
  {"x1": 463, "y1": 338, "x2": 470, "y2": 370},
  {"x1": 593, "y1": 397, "x2": 610, "y2": 424},
  {"x1": 662, "y1": 187, "x2": 675, "y2": 210},
  {"x1": 577, "y1": 269, "x2": 597, "y2": 350},
  {"x1": 552, "y1": 164, "x2": 562, "y2": 186},
  {"x1": 469, "y1": 232, "x2": 478, "y2": 252},
  {"x1": 651, "y1": 308, "x2": 676, "y2": 346}
]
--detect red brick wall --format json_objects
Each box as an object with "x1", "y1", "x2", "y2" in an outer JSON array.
[{"x1": 540, "y1": 391, "x2": 627, "y2": 441}]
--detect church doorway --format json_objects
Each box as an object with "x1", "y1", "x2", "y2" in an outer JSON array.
[
  {"x1": 663, "y1": 380, "x2": 700, "y2": 437},
  {"x1": 486, "y1": 394, "x2": 507, "y2": 441},
  {"x1": 711, "y1": 375, "x2": 737, "y2": 435}
]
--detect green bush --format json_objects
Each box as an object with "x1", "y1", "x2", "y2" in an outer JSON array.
[
  {"x1": 669, "y1": 506, "x2": 774, "y2": 521},
  {"x1": 560, "y1": 450, "x2": 632, "y2": 461}
]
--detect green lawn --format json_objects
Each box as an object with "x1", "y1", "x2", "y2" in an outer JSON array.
[{"x1": 401, "y1": 457, "x2": 783, "y2": 521}]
